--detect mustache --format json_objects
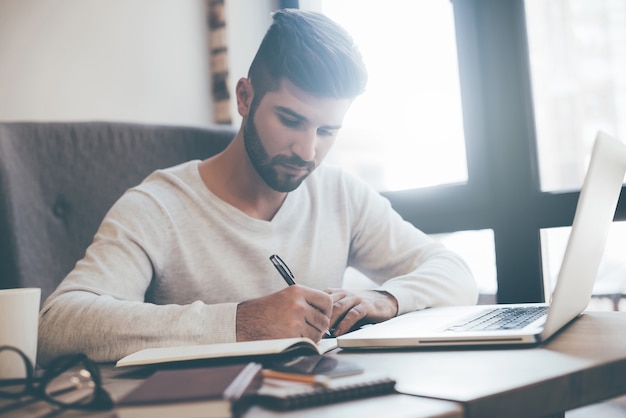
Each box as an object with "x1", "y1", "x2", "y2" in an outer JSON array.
[{"x1": 271, "y1": 154, "x2": 315, "y2": 171}]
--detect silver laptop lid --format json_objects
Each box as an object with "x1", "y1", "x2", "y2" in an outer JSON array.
[{"x1": 542, "y1": 131, "x2": 626, "y2": 340}]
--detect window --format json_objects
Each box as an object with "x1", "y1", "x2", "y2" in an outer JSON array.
[
  {"x1": 320, "y1": 0, "x2": 467, "y2": 192},
  {"x1": 293, "y1": 0, "x2": 626, "y2": 309},
  {"x1": 525, "y1": 0, "x2": 626, "y2": 192},
  {"x1": 542, "y1": 222, "x2": 626, "y2": 311},
  {"x1": 301, "y1": 0, "x2": 497, "y2": 300},
  {"x1": 526, "y1": 1, "x2": 626, "y2": 310}
]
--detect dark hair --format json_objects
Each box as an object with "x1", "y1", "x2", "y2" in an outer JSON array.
[{"x1": 247, "y1": 9, "x2": 367, "y2": 104}]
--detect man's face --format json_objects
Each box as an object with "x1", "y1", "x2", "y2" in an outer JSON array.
[{"x1": 243, "y1": 79, "x2": 353, "y2": 193}]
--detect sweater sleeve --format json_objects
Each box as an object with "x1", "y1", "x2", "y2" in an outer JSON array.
[
  {"x1": 38, "y1": 188, "x2": 238, "y2": 365},
  {"x1": 342, "y1": 172, "x2": 479, "y2": 314}
]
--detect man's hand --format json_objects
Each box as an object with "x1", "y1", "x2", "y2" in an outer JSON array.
[
  {"x1": 325, "y1": 289, "x2": 399, "y2": 336},
  {"x1": 236, "y1": 285, "x2": 333, "y2": 342}
]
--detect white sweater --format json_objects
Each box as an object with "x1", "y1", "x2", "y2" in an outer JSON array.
[{"x1": 38, "y1": 161, "x2": 477, "y2": 363}]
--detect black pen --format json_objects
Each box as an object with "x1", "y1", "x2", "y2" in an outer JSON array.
[
  {"x1": 270, "y1": 254, "x2": 296, "y2": 285},
  {"x1": 269, "y1": 254, "x2": 333, "y2": 337}
]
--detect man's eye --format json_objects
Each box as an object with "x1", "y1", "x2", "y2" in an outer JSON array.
[
  {"x1": 279, "y1": 115, "x2": 300, "y2": 127},
  {"x1": 317, "y1": 128, "x2": 335, "y2": 137}
]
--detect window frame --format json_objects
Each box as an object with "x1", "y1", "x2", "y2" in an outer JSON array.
[
  {"x1": 285, "y1": 0, "x2": 626, "y2": 303},
  {"x1": 388, "y1": 0, "x2": 626, "y2": 303}
]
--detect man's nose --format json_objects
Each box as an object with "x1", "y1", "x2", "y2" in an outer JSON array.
[{"x1": 290, "y1": 129, "x2": 318, "y2": 162}]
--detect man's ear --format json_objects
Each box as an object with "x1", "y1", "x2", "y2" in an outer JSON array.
[{"x1": 236, "y1": 78, "x2": 254, "y2": 117}]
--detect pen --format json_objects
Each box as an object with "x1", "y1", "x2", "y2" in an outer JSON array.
[
  {"x1": 270, "y1": 254, "x2": 296, "y2": 285},
  {"x1": 269, "y1": 254, "x2": 333, "y2": 337},
  {"x1": 262, "y1": 369, "x2": 331, "y2": 387}
]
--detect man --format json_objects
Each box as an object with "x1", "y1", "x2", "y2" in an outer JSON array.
[{"x1": 38, "y1": 9, "x2": 478, "y2": 364}]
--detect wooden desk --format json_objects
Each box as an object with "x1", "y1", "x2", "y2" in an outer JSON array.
[
  {"x1": 0, "y1": 362, "x2": 462, "y2": 418},
  {"x1": 334, "y1": 311, "x2": 626, "y2": 418},
  {"x1": 0, "y1": 373, "x2": 462, "y2": 418},
  {"x1": 2, "y1": 311, "x2": 624, "y2": 417},
  {"x1": 244, "y1": 395, "x2": 462, "y2": 418}
]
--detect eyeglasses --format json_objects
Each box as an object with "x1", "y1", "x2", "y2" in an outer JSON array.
[{"x1": 0, "y1": 345, "x2": 114, "y2": 412}]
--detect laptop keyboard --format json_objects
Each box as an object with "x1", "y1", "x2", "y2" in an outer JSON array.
[{"x1": 446, "y1": 306, "x2": 548, "y2": 332}]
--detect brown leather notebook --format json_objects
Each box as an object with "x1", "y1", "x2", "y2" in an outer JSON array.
[{"x1": 116, "y1": 362, "x2": 262, "y2": 418}]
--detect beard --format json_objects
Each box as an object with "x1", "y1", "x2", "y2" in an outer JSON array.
[{"x1": 243, "y1": 108, "x2": 315, "y2": 193}]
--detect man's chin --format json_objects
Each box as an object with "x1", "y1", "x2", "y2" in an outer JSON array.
[{"x1": 267, "y1": 174, "x2": 308, "y2": 193}]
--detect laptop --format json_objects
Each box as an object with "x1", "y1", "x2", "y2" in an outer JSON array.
[{"x1": 338, "y1": 131, "x2": 626, "y2": 349}]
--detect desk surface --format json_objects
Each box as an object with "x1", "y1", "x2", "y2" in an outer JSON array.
[
  {"x1": 336, "y1": 311, "x2": 626, "y2": 417},
  {"x1": 2, "y1": 311, "x2": 625, "y2": 418},
  {"x1": 0, "y1": 376, "x2": 463, "y2": 418}
]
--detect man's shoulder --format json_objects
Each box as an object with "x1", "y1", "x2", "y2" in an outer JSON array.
[
  {"x1": 117, "y1": 160, "x2": 202, "y2": 210},
  {"x1": 144, "y1": 160, "x2": 199, "y2": 181},
  {"x1": 102, "y1": 160, "x2": 213, "y2": 233},
  {"x1": 135, "y1": 161, "x2": 200, "y2": 191}
]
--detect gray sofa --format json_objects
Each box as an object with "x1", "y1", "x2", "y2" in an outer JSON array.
[{"x1": 0, "y1": 121, "x2": 236, "y2": 302}]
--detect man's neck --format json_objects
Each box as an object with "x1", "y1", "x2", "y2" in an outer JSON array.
[{"x1": 198, "y1": 137, "x2": 287, "y2": 221}]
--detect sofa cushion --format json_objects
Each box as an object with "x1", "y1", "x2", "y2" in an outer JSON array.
[{"x1": 0, "y1": 121, "x2": 235, "y2": 301}]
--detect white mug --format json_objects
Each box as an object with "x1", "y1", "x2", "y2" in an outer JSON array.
[{"x1": 0, "y1": 288, "x2": 41, "y2": 378}]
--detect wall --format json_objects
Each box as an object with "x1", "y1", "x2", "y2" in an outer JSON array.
[
  {"x1": 0, "y1": 0, "x2": 211, "y2": 126},
  {"x1": 0, "y1": 0, "x2": 274, "y2": 127},
  {"x1": 224, "y1": 0, "x2": 274, "y2": 126}
]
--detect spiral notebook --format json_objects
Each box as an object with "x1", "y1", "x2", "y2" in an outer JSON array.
[{"x1": 253, "y1": 373, "x2": 396, "y2": 410}]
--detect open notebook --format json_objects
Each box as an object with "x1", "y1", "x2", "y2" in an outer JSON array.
[{"x1": 338, "y1": 131, "x2": 626, "y2": 349}]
